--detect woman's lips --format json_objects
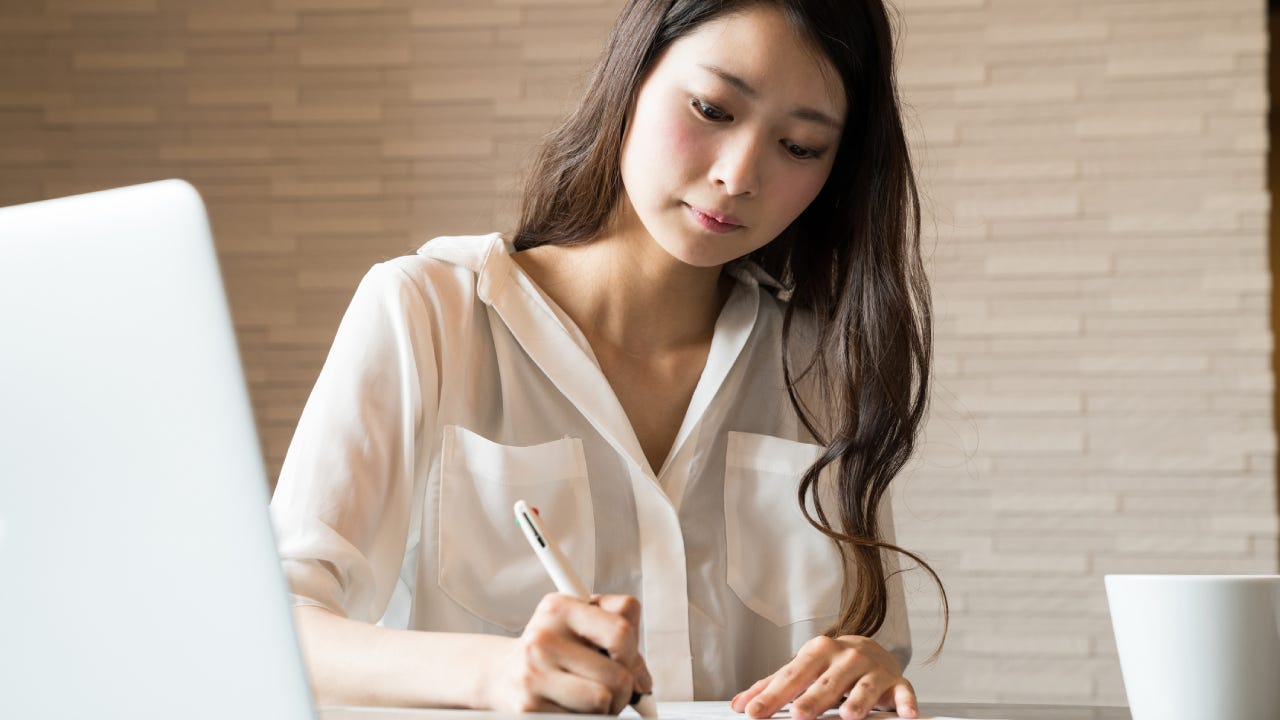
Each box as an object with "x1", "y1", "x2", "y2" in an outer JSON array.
[{"x1": 685, "y1": 203, "x2": 744, "y2": 233}]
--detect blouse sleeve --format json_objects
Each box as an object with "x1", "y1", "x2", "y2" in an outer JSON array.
[{"x1": 269, "y1": 261, "x2": 439, "y2": 623}]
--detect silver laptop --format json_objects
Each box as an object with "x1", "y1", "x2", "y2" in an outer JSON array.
[
  {"x1": 0, "y1": 181, "x2": 619, "y2": 720},
  {"x1": 0, "y1": 180, "x2": 629, "y2": 720},
  {"x1": 0, "y1": 180, "x2": 316, "y2": 719}
]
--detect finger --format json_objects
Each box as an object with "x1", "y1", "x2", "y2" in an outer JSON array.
[
  {"x1": 628, "y1": 652, "x2": 654, "y2": 695},
  {"x1": 523, "y1": 606, "x2": 632, "y2": 713},
  {"x1": 790, "y1": 666, "x2": 857, "y2": 720},
  {"x1": 593, "y1": 593, "x2": 642, "y2": 627},
  {"x1": 539, "y1": 668, "x2": 620, "y2": 715},
  {"x1": 522, "y1": 698, "x2": 574, "y2": 714},
  {"x1": 565, "y1": 598, "x2": 640, "y2": 666},
  {"x1": 530, "y1": 592, "x2": 585, "y2": 635},
  {"x1": 838, "y1": 673, "x2": 893, "y2": 720},
  {"x1": 745, "y1": 660, "x2": 825, "y2": 719},
  {"x1": 732, "y1": 675, "x2": 774, "y2": 713},
  {"x1": 876, "y1": 680, "x2": 917, "y2": 719},
  {"x1": 591, "y1": 594, "x2": 652, "y2": 695},
  {"x1": 574, "y1": 594, "x2": 651, "y2": 699},
  {"x1": 554, "y1": 638, "x2": 635, "y2": 714}
]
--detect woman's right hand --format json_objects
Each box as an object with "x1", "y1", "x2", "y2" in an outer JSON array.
[{"x1": 481, "y1": 592, "x2": 653, "y2": 714}]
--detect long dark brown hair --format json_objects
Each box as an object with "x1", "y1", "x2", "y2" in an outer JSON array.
[{"x1": 514, "y1": 0, "x2": 947, "y2": 654}]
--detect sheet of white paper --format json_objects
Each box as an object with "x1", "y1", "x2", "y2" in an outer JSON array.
[
  {"x1": 649, "y1": 700, "x2": 1006, "y2": 720},
  {"x1": 320, "y1": 700, "x2": 1009, "y2": 720}
]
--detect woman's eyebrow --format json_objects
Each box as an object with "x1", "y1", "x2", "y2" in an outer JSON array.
[{"x1": 698, "y1": 63, "x2": 842, "y2": 130}]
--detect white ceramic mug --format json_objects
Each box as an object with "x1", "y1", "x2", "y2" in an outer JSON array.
[{"x1": 1105, "y1": 574, "x2": 1280, "y2": 720}]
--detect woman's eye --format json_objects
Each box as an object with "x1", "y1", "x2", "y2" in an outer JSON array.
[
  {"x1": 691, "y1": 99, "x2": 730, "y2": 121},
  {"x1": 783, "y1": 141, "x2": 823, "y2": 160}
]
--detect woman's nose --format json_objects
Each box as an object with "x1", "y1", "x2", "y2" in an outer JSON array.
[{"x1": 709, "y1": 133, "x2": 762, "y2": 197}]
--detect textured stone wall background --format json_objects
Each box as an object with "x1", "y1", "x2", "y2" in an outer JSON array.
[
  {"x1": 893, "y1": 0, "x2": 1278, "y2": 704},
  {"x1": 2, "y1": 0, "x2": 1276, "y2": 706}
]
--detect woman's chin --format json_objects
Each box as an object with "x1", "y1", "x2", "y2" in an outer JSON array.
[{"x1": 650, "y1": 234, "x2": 752, "y2": 270}]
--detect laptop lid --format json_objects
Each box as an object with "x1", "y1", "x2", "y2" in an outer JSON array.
[{"x1": 0, "y1": 180, "x2": 315, "y2": 720}]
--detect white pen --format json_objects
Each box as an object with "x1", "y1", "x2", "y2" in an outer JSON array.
[{"x1": 514, "y1": 499, "x2": 659, "y2": 719}]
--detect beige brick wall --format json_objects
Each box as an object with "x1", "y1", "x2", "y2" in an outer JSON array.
[
  {"x1": 3, "y1": 0, "x2": 1277, "y2": 707},
  {"x1": 894, "y1": 0, "x2": 1280, "y2": 705},
  {"x1": 0, "y1": 0, "x2": 598, "y2": 474}
]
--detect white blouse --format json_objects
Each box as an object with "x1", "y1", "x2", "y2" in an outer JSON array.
[{"x1": 269, "y1": 233, "x2": 911, "y2": 701}]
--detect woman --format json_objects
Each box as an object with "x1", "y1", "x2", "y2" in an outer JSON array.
[{"x1": 270, "y1": 1, "x2": 946, "y2": 718}]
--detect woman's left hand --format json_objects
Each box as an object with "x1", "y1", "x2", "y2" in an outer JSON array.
[{"x1": 730, "y1": 635, "x2": 917, "y2": 720}]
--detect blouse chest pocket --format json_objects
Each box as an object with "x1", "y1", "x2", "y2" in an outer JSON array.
[
  {"x1": 724, "y1": 431, "x2": 843, "y2": 627},
  {"x1": 437, "y1": 425, "x2": 595, "y2": 633}
]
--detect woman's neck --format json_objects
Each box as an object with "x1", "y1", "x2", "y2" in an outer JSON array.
[{"x1": 512, "y1": 229, "x2": 733, "y2": 357}]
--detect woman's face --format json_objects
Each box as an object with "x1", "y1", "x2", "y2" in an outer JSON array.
[{"x1": 616, "y1": 4, "x2": 846, "y2": 268}]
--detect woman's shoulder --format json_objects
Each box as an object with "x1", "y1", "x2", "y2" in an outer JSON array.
[
  {"x1": 329, "y1": 234, "x2": 506, "y2": 336},
  {"x1": 362, "y1": 232, "x2": 506, "y2": 302}
]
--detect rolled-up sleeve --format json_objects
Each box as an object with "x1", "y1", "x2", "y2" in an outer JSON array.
[{"x1": 269, "y1": 261, "x2": 438, "y2": 624}]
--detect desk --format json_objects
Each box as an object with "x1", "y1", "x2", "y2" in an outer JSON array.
[
  {"x1": 323, "y1": 703, "x2": 1132, "y2": 720},
  {"x1": 921, "y1": 705, "x2": 1129, "y2": 720}
]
